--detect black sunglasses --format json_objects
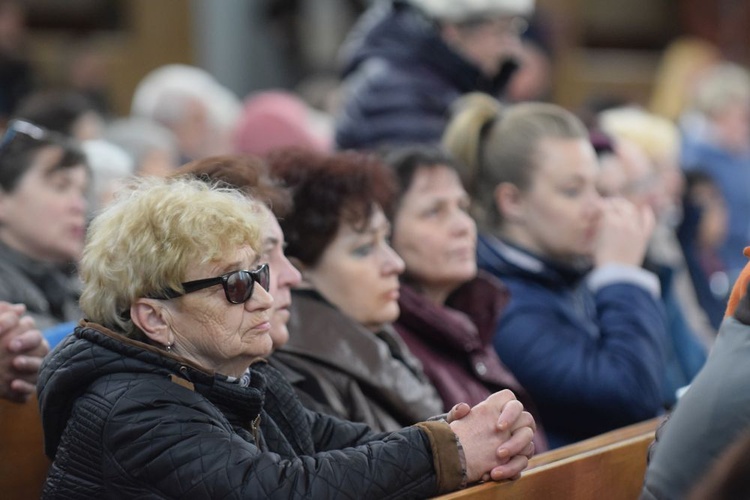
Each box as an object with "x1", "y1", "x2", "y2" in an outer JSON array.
[{"x1": 149, "y1": 263, "x2": 270, "y2": 304}]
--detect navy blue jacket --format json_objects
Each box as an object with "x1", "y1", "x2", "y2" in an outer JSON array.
[
  {"x1": 335, "y1": 0, "x2": 517, "y2": 151},
  {"x1": 477, "y1": 235, "x2": 666, "y2": 448}
]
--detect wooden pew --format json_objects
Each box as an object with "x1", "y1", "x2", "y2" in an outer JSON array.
[
  {"x1": 0, "y1": 395, "x2": 50, "y2": 500},
  {"x1": 436, "y1": 417, "x2": 660, "y2": 500}
]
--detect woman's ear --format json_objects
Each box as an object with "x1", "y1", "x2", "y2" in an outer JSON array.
[
  {"x1": 494, "y1": 182, "x2": 525, "y2": 222},
  {"x1": 130, "y1": 299, "x2": 172, "y2": 347}
]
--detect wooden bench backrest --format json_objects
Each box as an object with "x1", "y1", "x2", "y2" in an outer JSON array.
[
  {"x1": 0, "y1": 395, "x2": 50, "y2": 500},
  {"x1": 436, "y1": 417, "x2": 660, "y2": 500}
]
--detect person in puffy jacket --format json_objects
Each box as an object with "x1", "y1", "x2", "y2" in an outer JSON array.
[
  {"x1": 0, "y1": 119, "x2": 88, "y2": 330},
  {"x1": 335, "y1": 0, "x2": 532, "y2": 150},
  {"x1": 443, "y1": 93, "x2": 667, "y2": 447},
  {"x1": 37, "y1": 175, "x2": 536, "y2": 499}
]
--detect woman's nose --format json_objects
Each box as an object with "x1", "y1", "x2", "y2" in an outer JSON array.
[
  {"x1": 382, "y1": 243, "x2": 405, "y2": 275},
  {"x1": 246, "y1": 283, "x2": 274, "y2": 311},
  {"x1": 452, "y1": 208, "x2": 476, "y2": 236}
]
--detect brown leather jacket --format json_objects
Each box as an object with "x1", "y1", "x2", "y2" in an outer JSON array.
[{"x1": 274, "y1": 289, "x2": 443, "y2": 432}]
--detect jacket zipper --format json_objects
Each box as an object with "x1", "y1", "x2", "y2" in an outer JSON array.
[{"x1": 250, "y1": 414, "x2": 261, "y2": 444}]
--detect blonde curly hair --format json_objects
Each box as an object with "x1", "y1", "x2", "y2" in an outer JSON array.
[{"x1": 79, "y1": 175, "x2": 267, "y2": 338}]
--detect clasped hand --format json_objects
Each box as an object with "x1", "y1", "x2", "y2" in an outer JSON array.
[
  {"x1": 447, "y1": 389, "x2": 536, "y2": 484},
  {"x1": 0, "y1": 303, "x2": 49, "y2": 403}
]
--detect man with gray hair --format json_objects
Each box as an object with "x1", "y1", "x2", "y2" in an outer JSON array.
[{"x1": 335, "y1": 0, "x2": 534, "y2": 150}]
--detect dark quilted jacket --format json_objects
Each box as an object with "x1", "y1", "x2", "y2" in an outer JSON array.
[
  {"x1": 334, "y1": 0, "x2": 517, "y2": 151},
  {"x1": 37, "y1": 322, "x2": 464, "y2": 499}
]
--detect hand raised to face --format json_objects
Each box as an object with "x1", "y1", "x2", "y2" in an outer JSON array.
[{"x1": 594, "y1": 198, "x2": 655, "y2": 267}]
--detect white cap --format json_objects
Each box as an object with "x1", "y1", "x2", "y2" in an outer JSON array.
[{"x1": 409, "y1": 0, "x2": 535, "y2": 21}]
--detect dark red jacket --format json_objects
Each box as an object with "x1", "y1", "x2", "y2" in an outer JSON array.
[{"x1": 395, "y1": 272, "x2": 548, "y2": 452}]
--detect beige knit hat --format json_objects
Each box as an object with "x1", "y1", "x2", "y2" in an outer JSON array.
[{"x1": 408, "y1": 0, "x2": 535, "y2": 21}]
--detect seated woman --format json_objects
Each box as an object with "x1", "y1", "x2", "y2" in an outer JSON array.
[
  {"x1": 0, "y1": 120, "x2": 89, "y2": 329},
  {"x1": 178, "y1": 154, "x2": 302, "y2": 351},
  {"x1": 176, "y1": 154, "x2": 333, "y2": 412},
  {"x1": 443, "y1": 93, "x2": 666, "y2": 448},
  {"x1": 268, "y1": 148, "x2": 444, "y2": 432},
  {"x1": 384, "y1": 145, "x2": 548, "y2": 452},
  {"x1": 37, "y1": 176, "x2": 536, "y2": 498}
]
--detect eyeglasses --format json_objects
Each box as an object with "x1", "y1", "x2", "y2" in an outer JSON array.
[
  {"x1": 149, "y1": 263, "x2": 270, "y2": 304},
  {"x1": 0, "y1": 119, "x2": 72, "y2": 152}
]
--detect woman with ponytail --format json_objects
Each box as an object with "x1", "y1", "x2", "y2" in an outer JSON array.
[{"x1": 442, "y1": 93, "x2": 667, "y2": 447}]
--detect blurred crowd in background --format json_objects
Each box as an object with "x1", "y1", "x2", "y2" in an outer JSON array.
[{"x1": 2, "y1": 0, "x2": 750, "y2": 497}]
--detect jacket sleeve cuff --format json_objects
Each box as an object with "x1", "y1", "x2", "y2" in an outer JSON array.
[
  {"x1": 587, "y1": 263, "x2": 661, "y2": 298},
  {"x1": 415, "y1": 421, "x2": 466, "y2": 494}
]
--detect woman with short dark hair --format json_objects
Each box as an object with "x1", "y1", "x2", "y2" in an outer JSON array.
[
  {"x1": 268, "y1": 148, "x2": 444, "y2": 432},
  {"x1": 0, "y1": 120, "x2": 89, "y2": 328}
]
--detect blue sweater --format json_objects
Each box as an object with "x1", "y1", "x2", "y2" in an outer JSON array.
[{"x1": 477, "y1": 235, "x2": 666, "y2": 447}]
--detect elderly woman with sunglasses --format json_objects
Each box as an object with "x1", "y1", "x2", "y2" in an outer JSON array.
[
  {"x1": 37, "y1": 176, "x2": 536, "y2": 499},
  {"x1": 0, "y1": 120, "x2": 89, "y2": 329}
]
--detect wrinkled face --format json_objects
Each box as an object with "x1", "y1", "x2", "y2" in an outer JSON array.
[
  {"x1": 508, "y1": 137, "x2": 603, "y2": 262},
  {"x1": 167, "y1": 244, "x2": 274, "y2": 377},
  {"x1": 305, "y1": 205, "x2": 405, "y2": 331},
  {"x1": 445, "y1": 16, "x2": 525, "y2": 77},
  {"x1": 259, "y1": 208, "x2": 302, "y2": 349},
  {"x1": 392, "y1": 165, "x2": 476, "y2": 302},
  {"x1": 0, "y1": 145, "x2": 88, "y2": 263}
]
